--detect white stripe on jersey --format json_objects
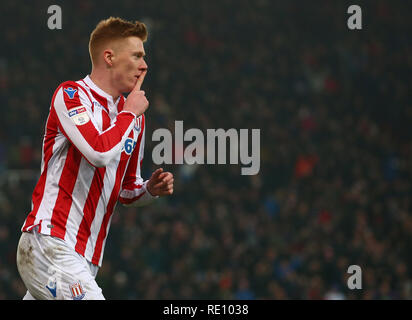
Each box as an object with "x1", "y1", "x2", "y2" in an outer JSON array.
[
  {"x1": 34, "y1": 139, "x2": 69, "y2": 233},
  {"x1": 84, "y1": 155, "x2": 119, "y2": 261},
  {"x1": 64, "y1": 157, "x2": 96, "y2": 246}
]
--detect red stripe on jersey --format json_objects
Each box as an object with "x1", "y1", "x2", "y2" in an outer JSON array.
[
  {"x1": 79, "y1": 82, "x2": 111, "y2": 130},
  {"x1": 89, "y1": 86, "x2": 111, "y2": 131},
  {"x1": 76, "y1": 83, "x2": 94, "y2": 111},
  {"x1": 75, "y1": 167, "x2": 106, "y2": 255},
  {"x1": 22, "y1": 169, "x2": 48, "y2": 230},
  {"x1": 23, "y1": 89, "x2": 61, "y2": 231},
  {"x1": 50, "y1": 144, "x2": 82, "y2": 239},
  {"x1": 117, "y1": 96, "x2": 125, "y2": 113},
  {"x1": 88, "y1": 88, "x2": 110, "y2": 114},
  {"x1": 121, "y1": 115, "x2": 145, "y2": 189},
  {"x1": 91, "y1": 151, "x2": 129, "y2": 265},
  {"x1": 102, "y1": 111, "x2": 111, "y2": 131}
]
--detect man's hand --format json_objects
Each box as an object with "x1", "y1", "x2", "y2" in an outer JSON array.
[
  {"x1": 123, "y1": 70, "x2": 149, "y2": 117},
  {"x1": 146, "y1": 168, "x2": 174, "y2": 196}
]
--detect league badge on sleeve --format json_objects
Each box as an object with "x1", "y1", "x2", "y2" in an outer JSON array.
[{"x1": 68, "y1": 106, "x2": 90, "y2": 126}]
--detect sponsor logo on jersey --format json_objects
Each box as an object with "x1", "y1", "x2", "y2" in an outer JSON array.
[
  {"x1": 64, "y1": 87, "x2": 77, "y2": 99},
  {"x1": 46, "y1": 281, "x2": 57, "y2": 298},
  {"x1": 69, "y1": 281, "x2": 85, "y2": 300},
  {"x1": 68, "y1": 106, "x2": 90, "y2": 126},
  {"x1": 68, "y1": 107, "x2": 86, "y2": 117}
]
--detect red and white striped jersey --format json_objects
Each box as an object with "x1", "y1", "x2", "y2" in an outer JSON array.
[{"x1": 22, "y1": 75, "x2": 156, "y2": 267}]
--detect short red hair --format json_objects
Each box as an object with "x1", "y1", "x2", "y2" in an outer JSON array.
[{"x1": 89, "y1": 17, "x2": 148, "y2": 66}]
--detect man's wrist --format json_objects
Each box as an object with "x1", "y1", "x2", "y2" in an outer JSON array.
[{"x1": 144, "y1": 181, "x2": 158, "y2": 198}]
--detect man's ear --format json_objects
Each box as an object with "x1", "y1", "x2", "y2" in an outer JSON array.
[{"x1": 103, "y1": 49, "x2": 115, "y2": 67}]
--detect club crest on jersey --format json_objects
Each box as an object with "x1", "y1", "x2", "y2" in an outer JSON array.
[
  {"x1": 134, "y1": 117, "x2": 142, "y2": 133},
  {"x1": 64, "y1": 87, "x2": 77, "y2": 99},
  {"x1": 68, "y1": 106, "x2": 90, "y2": 126},
  {"x1": 69, "y1": 281, "x2": 85, "y2": 300}
]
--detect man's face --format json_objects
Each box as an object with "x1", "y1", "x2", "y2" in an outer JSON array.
[{"x1": 111, "y1": 36, "x2": 148, "y2": 93}]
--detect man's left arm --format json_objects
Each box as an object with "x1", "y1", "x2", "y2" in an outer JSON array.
[{"x1": 119, "y1": 116, "x2": 173, "y2": 207}]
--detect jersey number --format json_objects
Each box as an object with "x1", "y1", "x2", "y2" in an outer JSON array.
[{"x1": 124, "y1": 138, "x2": 137, "y2": 155}]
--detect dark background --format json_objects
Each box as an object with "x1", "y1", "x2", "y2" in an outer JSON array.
[{"x1": 0, "y1": 0, "x2": 411, "y2": 299}]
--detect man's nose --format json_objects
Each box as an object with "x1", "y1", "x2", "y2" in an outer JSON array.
[{"x1": 140, "y1": 59, "x2": 148, "y2": 71}]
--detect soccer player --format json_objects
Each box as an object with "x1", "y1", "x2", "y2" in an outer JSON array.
[{"x1": 16, "y1": 17, "x2": 174, "y2": 300}]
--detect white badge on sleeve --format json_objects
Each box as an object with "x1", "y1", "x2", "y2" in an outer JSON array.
[{"x1": 68, "y1": 106, "x2": 90, "y2": 125}]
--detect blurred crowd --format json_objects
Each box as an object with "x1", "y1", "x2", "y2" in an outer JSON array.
[{"x1": 0, "y1": 0, "x2": 411, "y2": 299}]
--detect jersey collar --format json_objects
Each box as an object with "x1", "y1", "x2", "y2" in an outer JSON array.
[{"x1": 82, "y1": 75, "x2": 121, "y2": 106}]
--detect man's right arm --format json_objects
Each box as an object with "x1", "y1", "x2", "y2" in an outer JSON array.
[{"x1": 52, "y1": 81, "x2": 136, "y2": 167}]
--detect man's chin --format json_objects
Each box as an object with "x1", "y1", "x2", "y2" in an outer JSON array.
[
  {"x1": 121, "y1": 85, "x2": 134, "y2": 95},
  {"x1": 120, "y1": 79, "x2": 138, "y2": 94}
]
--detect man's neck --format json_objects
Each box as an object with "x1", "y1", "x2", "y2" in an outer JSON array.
[{"x1": 89, "y1": 70, "x2": 120, "y2": 101}]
